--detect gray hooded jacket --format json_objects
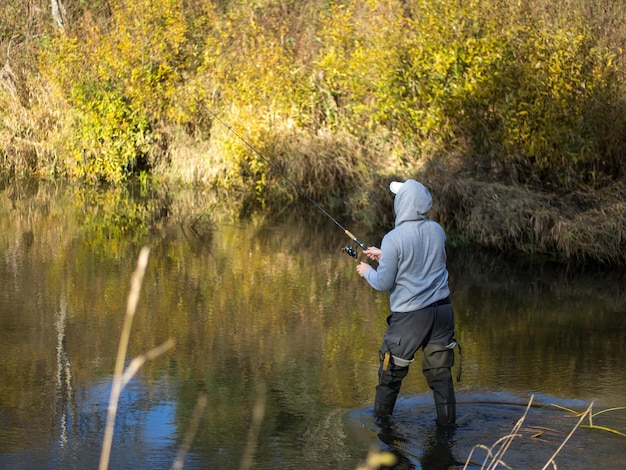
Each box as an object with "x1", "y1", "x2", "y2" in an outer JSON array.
[{"x1": 364, "y1": 180, "x2": 450, "y2": 312}]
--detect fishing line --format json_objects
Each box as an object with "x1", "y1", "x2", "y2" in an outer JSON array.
[{"x1": 206, "y1": 109, "x2": 367, "y2": 255}]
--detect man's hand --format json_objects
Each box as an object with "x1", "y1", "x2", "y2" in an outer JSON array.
[
  {"x1": 363, "y1": 246, "x2": 381, "y2": 261},
  {"x1": 357, "y1": 262, "x2": 371, "y2": 278}
]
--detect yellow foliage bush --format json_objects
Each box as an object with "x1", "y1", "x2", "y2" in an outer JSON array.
[
  {"x1": 41, "y1": 0, "x2": 204, "y2": 183},
  {"x1": 12, "y1": 0, "x2": 624, "y2": 195}
]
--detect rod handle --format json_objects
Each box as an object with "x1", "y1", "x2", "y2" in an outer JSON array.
[{"x1": 344, "y1": 230, "x2": 367, "y2": 250}]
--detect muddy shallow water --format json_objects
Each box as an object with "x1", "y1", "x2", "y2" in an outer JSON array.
[{"x1": 1, "y1": 182, "x2": 625, "y2": 469}]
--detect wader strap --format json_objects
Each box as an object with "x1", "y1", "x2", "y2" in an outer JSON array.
[
  {"x1": 456, "y1": 342, "x2": 462, "y2": 382},
  {"x1": 380, "y1": 351, "x2": 391, "y2": 384}
]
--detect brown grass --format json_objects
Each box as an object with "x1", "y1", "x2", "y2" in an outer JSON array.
[
  {"x1": 432, "y1": 178, "x2": 626, "y2": 266},
  {"x1": 463, "y1": 396, "x2": 595, "y2": 470}
]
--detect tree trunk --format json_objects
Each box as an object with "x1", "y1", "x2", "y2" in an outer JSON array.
[{"x1": 51, "y1": 0, "x2": 65, "y2": 29}]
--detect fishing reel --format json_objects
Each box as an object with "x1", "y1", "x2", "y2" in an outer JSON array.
[{"x1": 341, "y1": 244, "x2": 358, "y2": 258}]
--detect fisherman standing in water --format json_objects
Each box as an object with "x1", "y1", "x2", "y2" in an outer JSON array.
[{"x1": 357, "y1": 179, "x2": 457, "y2": 426}]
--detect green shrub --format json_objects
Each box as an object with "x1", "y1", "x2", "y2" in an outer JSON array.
[{"x1": 41, "y1": 0, "x2": 203, "y2": 183}]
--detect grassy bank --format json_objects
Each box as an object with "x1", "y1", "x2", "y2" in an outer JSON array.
[{"x1": 1, "y1": 0, "x2": 625, "y2": 265}]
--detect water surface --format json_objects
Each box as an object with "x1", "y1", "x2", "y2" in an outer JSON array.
[{"x1": 1, "y1": 181, "x2": 625, "y2": 469}]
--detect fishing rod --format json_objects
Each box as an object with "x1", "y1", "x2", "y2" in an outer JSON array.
[{"x1": 206, "y1": 109, "x2": 368, "y2": 258}]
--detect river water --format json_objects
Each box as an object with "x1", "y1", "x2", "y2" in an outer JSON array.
[{"x1": 1, "y1": 181, "x2": 625, "y2": 469}]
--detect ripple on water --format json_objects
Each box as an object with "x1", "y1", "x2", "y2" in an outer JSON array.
[{"x1": 346, "y1": 390, "x2": 626, "y2": 470}]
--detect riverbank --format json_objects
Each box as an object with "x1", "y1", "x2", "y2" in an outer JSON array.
[
  {"x1": 432, "y1": 177, "x2": 626, "y2": 266},
  {"x1": 155, "y1": 144, "x2": 626, "y2": 266},
  {"x1": 2, "y1": 0, "x2": 625, "y2": 266}
]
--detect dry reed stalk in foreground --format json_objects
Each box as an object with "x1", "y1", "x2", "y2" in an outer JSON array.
[
  {"x1": 540, "y1": 402, "x2": 593, "y2": 470},
  {"x1": 98, "y1": 247, "x2": 175, "y2": 470},
  {"x1": 356, "y1": 447, "x2": 398, "y2": 470},
  {"x1": 550, "y1": 404, "x2": 626, "y2": 437},
  {"x1": 463, "y1": 396, "x2": 533, "y2": 470},
  {"x1": 463, "y1": 396, "x2": 597, "y2": 470}
]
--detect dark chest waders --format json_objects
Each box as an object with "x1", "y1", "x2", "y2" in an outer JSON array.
[
  {"x1": 374, "y1": 349, "x2": 410, "y2": 419},
  {"x1": 422, "y1": 341, "x2": 459, "y2": 426},
  {"x1": 376, "y1": 339, "x2": 462, "y2": 426}
]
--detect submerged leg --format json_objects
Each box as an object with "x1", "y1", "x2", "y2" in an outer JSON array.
[{"x1": 422, "y1": 343, "x2": 456, "y2": 426}]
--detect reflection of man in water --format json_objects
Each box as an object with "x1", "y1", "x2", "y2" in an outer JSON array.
[
  {"x1": 357, "y1": 180, "x2": 457, "y2": 426},
  {"x1": 378, "y1": 424, "x2": 458, "y2": 470}
]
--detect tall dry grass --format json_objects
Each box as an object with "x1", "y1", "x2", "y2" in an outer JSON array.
[
  {"x1": 1, "y1": 57, "x2": 54, "y2": 176},
  {"x1": 433, "y1": 178, "x2": 626, "y2": 266},
  {"x1": 464, "y1": 396, "x2": 626, "y2": 469},
  {"x1": 1, "y1": 1, "x2": 64, "y2": 177}
]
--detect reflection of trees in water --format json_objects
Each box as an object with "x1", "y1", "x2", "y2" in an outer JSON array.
[
  {"x1": 55, "y1": 296, "x2": 74, "y2": 451},
  {"x1": 249, "y1": 209, "x2": 353, "y2": 255},
  {"x1": 448, "y1": 244, "x2": 625, "y2": 311},
  {"x1": 2, "y1": 182, "x2": 625, "y2": 468},
  {"x1": 447, "y1": 245, "x2": 626, "y2": 401},
  {"x1": 0, "y1": 180, "x2": 220, "y2": 262}
]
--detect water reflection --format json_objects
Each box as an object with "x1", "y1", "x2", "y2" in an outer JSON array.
[
  {"x1": 376, "y1": 421, "x2": 459, "y2": 470},
  {"x1": 350, "y1": 390, "x2": 626, "y2": 469},
  {"x1": 0, "y1": 182, "x2": 625, "y2": 469}
]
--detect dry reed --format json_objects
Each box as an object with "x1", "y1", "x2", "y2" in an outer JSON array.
[
  {"x1": 98, "y1": 247, "x2": 175, "y2": 470},
  {"x1": 463, "y1": 395, "x2": 598, "y2": 470}
]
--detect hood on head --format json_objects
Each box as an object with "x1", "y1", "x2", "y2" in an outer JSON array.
[{"x1": 390, "y1": 179, "x2": 432, "y2": 225}]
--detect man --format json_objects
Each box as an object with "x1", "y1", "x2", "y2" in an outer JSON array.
[{"x1": 356, "y1": 179, "x2": 457, "y2": 426}]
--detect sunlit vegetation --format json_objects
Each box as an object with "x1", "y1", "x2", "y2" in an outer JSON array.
[{"x1": 1, "y1": 0, "x2": 625, "y2": 264}]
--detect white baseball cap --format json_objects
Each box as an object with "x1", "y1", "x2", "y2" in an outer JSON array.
[{"x1": 389, "y1": 181, "x2": 404, "y2": 194}]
